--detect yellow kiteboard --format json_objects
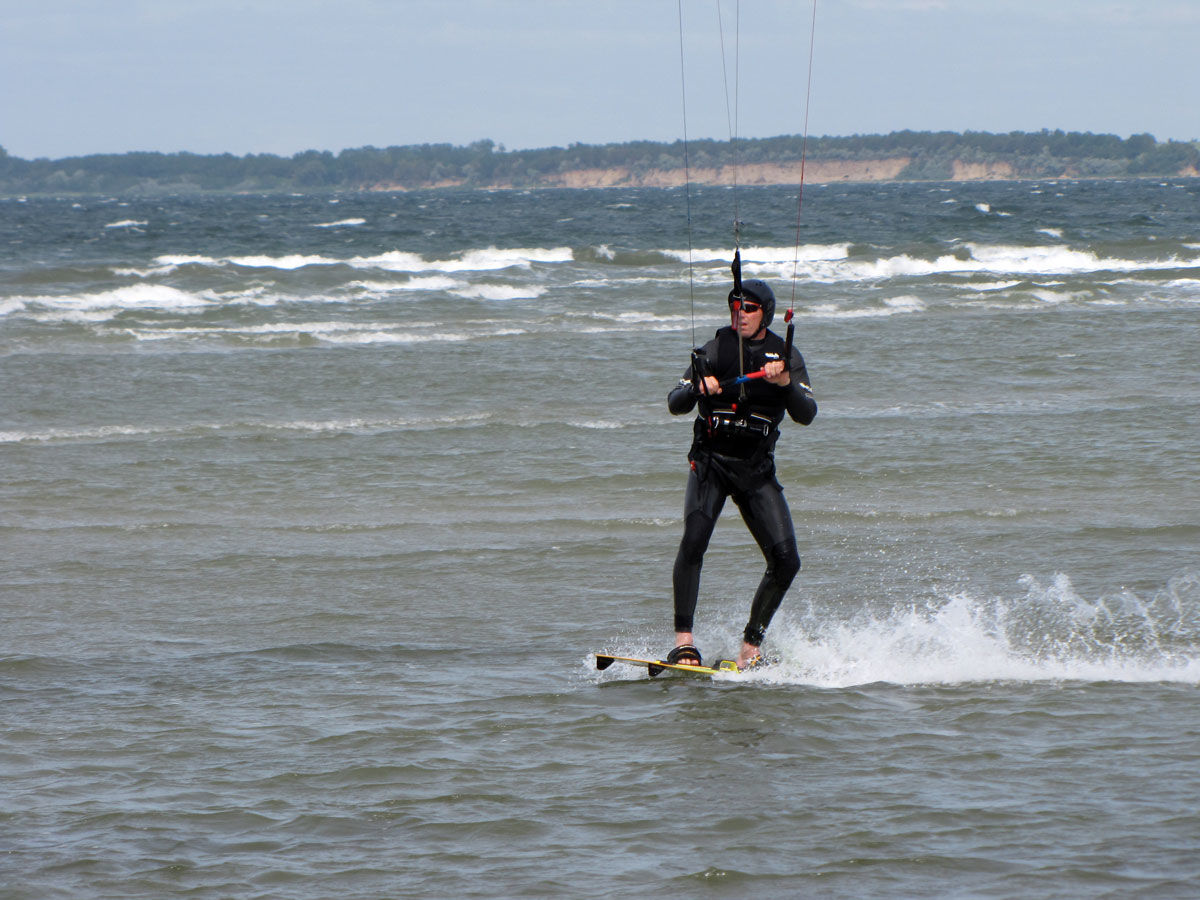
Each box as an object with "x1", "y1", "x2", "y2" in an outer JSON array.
[{"x1": 595, "y1": 653, "x2": 741, "y2": 678}]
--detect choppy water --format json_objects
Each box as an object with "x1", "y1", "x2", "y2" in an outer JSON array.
[{"x1": 3, "y1": 180, "x2": 1200, "y2": 898}]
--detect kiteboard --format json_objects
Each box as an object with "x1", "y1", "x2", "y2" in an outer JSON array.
[{"x1": 595, "y1": 653, "x2": 741, "y2": 678}]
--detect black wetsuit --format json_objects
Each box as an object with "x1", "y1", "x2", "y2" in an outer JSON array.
[{"x1": 666, "y1": 325, "x2": 817, "y2": 647}]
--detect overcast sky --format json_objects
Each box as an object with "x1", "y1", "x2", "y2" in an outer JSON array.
[{"x1": 2, "y1": 0, "x2": 1196, "y2": 160}]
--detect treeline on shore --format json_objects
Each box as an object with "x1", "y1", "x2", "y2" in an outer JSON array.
[{"x1": 1, "y1": 130, "x2": 1197, "y2": 195}]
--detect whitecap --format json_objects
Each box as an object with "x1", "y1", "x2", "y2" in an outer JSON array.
[
  {"x1": 350, "y1": 275, "x2": 464, "y2": 293},
  {"x1": 592, "y1": 310, "x2": 695, "y2": 327},
  {"x1": 348, "y1": 250, "x2": 429, "y2": 271},
  {"x1": 153, "y1": 254, "x2": 220, "y2": 268},
  {"x1": 0, "y1": 412, "x2": 500, "y2": 444},
  {"x1": 665, "y1": 243, "x2": 851, "y2": 264},
  {"x1": 452, "y1": 246, "x2": 574, "y2": 270},
  {"x1": 751, "y1": 573, "x2": 1200, "y2": 687},
  {"x1": 958, "y1": 280, "x2": 1024, "y2": 292},
  {"x1": 111, "y1": 266, "x2": 171, "y2": 278},
  {"x1": 316, "y1": 330, "x2": 429, "y2": 344},
  {"x1": 969, "y1": 243, "x2": 1200, "y2": 276},
  {"x1": 354, "y1": 246, "x2": 573, "y2": 274},
  {"x1": 1027, "y1": 289, "x2": 1073, "y2": 305},
  {"x1": 883, "y1": 295, "x2": 926, "y2": 312},
  {"x1": 0, "y1": 423, "x2": 174, "y2": 444},
  {"x1": 803, "y1": 298, "x2": 924, "y2": 319},
  {"x1": 227, "y1": 254, "x2": 340, "y2": 269},
  {"x1": 449, "y1": 284, "x2": 548, "y2": 301},
  {"x1": 20, "y1": 284, "x2": 215, "y2": 321},
  {"x1": 807, "y1": 244, "x2": 1200, "y2": 283},
  {"x1": 120, "y1": 321, "x2": 525, "y2": 345},
  {"x1": 662, "y1": 241, "x2": 1195, "y2": 283},
  {"x1": 567, "y1": 420, "x2": 628, "y2": 430}
]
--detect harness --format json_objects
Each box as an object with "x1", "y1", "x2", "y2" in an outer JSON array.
[
  {"x1": 686, "y1": 327, "x2": 792, "y2": 466},
  {"x1": 694, "y1": 407, "x2": 772, "y2": 457}
]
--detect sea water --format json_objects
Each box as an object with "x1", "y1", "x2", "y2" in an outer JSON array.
[{"x1": 2, "y1": 180, "x2": 1199, "y2": 898}]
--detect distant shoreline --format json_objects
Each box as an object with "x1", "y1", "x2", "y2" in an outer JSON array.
[
  {"x1": 3, "y1": 131, "x2": 1198, "y2": 196},
  {"x1": 367, "y1": 158, "x2": 1200, "y2": 192}
]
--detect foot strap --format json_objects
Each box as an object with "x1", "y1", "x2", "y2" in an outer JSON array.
[{"x1": 666, "y1": 644, "x2": 703, "y2": 666}]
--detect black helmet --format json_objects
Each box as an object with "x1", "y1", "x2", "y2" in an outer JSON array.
[{"x1": 728, "y1": 278, "x2": 776, "y2": 327}]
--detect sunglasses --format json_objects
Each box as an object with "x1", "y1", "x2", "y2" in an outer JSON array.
[{"x1": 731, "y1": 300, "x2": 763, "y2": 314}]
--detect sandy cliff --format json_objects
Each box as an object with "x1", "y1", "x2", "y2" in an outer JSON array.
[
  {"x1": 540, "y1": 159, "x2": 913, "y2": 188},
  {"x1": 367, "y1": 156, "x2": 1195, "y2": 192},
  {"x1": 370, "y1": 159, "x2": 918, "y2": 191}
]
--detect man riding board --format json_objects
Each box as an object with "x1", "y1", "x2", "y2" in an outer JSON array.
[{"x1": 665, "y1": 275, "x2": 817, "y2": 670}]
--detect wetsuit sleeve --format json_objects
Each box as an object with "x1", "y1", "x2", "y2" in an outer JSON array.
[
  {"x1": 667, "y1": 338, "x2": 719, "y2": 416},
  {"x1": 784, "y1": 350, "x2": 817, "y2": 425},
  {"x1": 668, "y1": 369, "x2": 697, "y2": 415}
]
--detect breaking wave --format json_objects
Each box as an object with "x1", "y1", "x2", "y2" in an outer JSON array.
[{"x1": 766, "y1": 572, "x2": 1200, "y2": 687}]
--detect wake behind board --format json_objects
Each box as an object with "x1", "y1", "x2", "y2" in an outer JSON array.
[{"x1": 595, "y1": 653, "x2": 740, "y2": 678}]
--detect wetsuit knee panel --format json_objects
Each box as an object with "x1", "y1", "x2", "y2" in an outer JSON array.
[
  {"x1": 768, "y1": 539, "x2": 801, "y2": 583},
  {"x1": 678, "y1": 510, "x2": 715, "y2": 564}
]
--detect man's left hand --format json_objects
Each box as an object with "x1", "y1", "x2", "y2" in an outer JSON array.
[{"x1": 763, "y1": 359, "x2": 790, "y2": 386}]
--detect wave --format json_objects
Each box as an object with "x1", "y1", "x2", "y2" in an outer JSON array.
[
  {"x1": 117, "y1": 321, "x2": 527, "y2": 345},
  {"x1": 9, "y1": 284, "x2": 217, "y2": 322},
  {"x1": 665, "y1": 243, "x2": 853, "y2": 265},
  {"x1": 0, "y1": 297, "x2": 27, "y2": 317},
  {"x1": 130, "y1": 245, "x2": 576, "y2": 275},
  {"x1": 313, "y1": 327, "x2": 525, "y2": 345},
  {"x1": 662, "y1": 242, "x2": 1200, "y2": 283},
  {"x1": 3, "y1": 276, "x2": 546, "y2": 325},
  {"x1": 7, "y1": 238, "x2": 1196, "y2": 328},
  {"x1": 973, "y1": 202, "x2": 1013, "y2": 217},
  {"x1": 598, "y1": 572, "x2": 1200, "y2": 687},
  {"x1": 583, "y1": 310, "x2": 694, "y2": 328},
  {"x1": 806, "y1": 244, "x2": 1198, "y2": 282},
  {"x1": 350, "y1": 275, "x2": 463, "y2": 293},
  {"x1": 354, "y1": 276, "x2": 554, "y2": 301},
  {"x1": 567, "y1": 420, "x2": 628, "y2": 430},
  {"x1": 449, "y1": 284, "x2": 547, "y2": 301},
  {"x1": 957, "y1": 280, "x2": 1024, "y2": 292},
  {"x1": 0, "y1": 412, "x2": 497, "y2": 445},
  {"x1": 760, "y1": 572, "x2": 1200, "y2": 687},
  {"x1": 805, "y1": 295, "x2": 926, "y2": 319},
  {"x1": 340, "y1": 246, "x2": 572, "y2": 273},
  {"x1": 0, "y1": 423, "x2": 180, "y2": 444},
  {"x1": 108, "y1": 254, "x2": 215, "y2": 277},
  {"x1": 0, "y1": 409, "x2": 677, "y2": 446}
]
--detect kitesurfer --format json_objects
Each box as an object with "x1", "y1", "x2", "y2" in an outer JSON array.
[{"x1": 665, "y1": 278, "x2": 817, "y2": 670}]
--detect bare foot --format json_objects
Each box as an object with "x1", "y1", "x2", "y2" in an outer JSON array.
[
  {"x1": 736, "y1": 642, "x2": 762, "y2": 670},
  {"x1": 669, "y1": 633, "x2": 702, "y2": 667}
]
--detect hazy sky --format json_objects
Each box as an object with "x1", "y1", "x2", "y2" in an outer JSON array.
[{"x1": 2, "y1": 0, "x2": 1196, "y2": 160}]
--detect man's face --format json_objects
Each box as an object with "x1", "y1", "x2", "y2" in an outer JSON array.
[{"x1": 731, "y1": 299, "x2": 765, "y2": 339}]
